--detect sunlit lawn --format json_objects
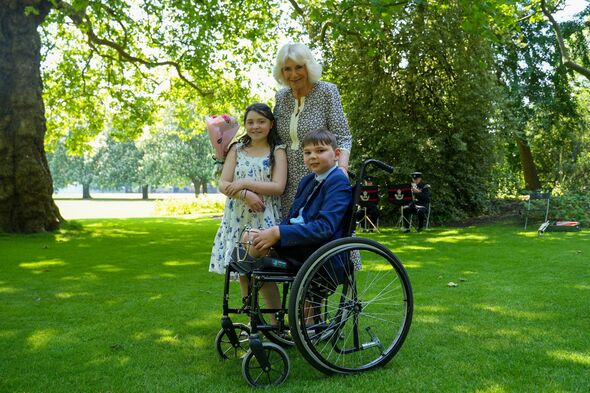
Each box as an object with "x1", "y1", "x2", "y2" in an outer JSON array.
[{"x1": 1, "y1": 218, "x2": 589, "y2": 392}]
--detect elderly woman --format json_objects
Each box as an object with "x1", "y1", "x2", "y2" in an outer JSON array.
[{"x1": 273, "y1": 43, "x2": 352, "y2": 217}]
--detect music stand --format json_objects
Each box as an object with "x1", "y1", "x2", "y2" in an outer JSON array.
[
  {"x1": 387, "y1": 184, "x2": 413, "y2": 229},
  {"x1": 357, "y1": 185, "x2": 380, "y2": 232}
]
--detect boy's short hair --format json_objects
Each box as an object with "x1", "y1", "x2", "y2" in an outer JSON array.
[{"x1": 303, "y1": 128, "x2": 338, "y2": 150}]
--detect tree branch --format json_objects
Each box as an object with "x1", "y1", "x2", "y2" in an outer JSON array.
[
  {"x1": 54, "y1": 0, "x2": 212, "y2": 96},
  {"x1": 287, "y1": 0, "x2": 316, "y2": 38},
  {"x1": 288, "y1": 0, "x2": 306, "y2": 18},
  {"x1": 541, "y1": 0, "x2": 590, "y2": 80}
]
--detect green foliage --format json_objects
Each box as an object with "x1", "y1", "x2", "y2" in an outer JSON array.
[
  {"x1": 37, "y1": 0, "x2": 590, "y2": 224},
  {"x1": 287, "y1": 0, "x2": 589, "y2": 221},
  {"x1": 41, "y1": 0, "x2": 281, "y2": 152},
  {"x1": 153, "y1": 195, "x2": 225, "y2": 216},
  {"x1": 137, "y1": 99, "x2": 218, "y2": 193},
  {"x1": 24, "y1": 6, "x2": 40, "y2": 16},
  {"x1": 494, "y1": 15, "x2": 588, "y2": 191},
  {"x1": 93, "y1": 135, "x2": 143, "y2": 190},
  {"x1": 312, "y1": 1, "x2": 501, "y2": 221},
  {"x1": 161, "y1": 102, "x2": 216, "y2": 189},
  {"x1": 550, "y1": 192, "x2": 590, "y2": 225},
  {"x1": 47, "y1": 138, "x2": 97, "y2": 191},
  {"x1": 46, "y1": 142, "x2": 73, "y2": 191}
]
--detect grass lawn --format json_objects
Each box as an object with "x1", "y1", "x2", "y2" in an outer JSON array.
[{"x1": 1, "y1": 218, "x2": 589, "y2": 392}]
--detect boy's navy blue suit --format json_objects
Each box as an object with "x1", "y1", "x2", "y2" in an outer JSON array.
[{"x1": 275, "y1": 168, "x2": 352, "y2": 254}]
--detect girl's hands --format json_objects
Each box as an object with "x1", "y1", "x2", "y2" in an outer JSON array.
[
  {"x1": 225, "y1": 179, "x2": 249, "y2": 196},
  {"x1": 244, "y1": 190, "x2": 265, "y2": 212}
]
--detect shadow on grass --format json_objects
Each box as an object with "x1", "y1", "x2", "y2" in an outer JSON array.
[
  {"x1": 1, "y1": 219, "x2": 243, "y2": 391},
  {"x1": 54, "y1": 197, "x2": 173, "y2": 202},
  {"x1": 359, "y1": 225, "x2": 590, "y2": 391},
  {"x1": 1, "y1": 220, "x2": 589, "y2": 392}
]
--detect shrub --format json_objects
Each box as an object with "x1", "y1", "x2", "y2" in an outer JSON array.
[
  {"x1": 154, "y1": 194, "x2": 225, "y2": 216},
  {"x1": 550, "y1": 193, "x2": 590, "y2": 225}
]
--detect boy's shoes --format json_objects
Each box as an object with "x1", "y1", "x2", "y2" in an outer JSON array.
[
  {"x1": 416, "y1": 227, "x2": 424, "y2": 232},
  {"x1": 277, "y1": 330, "x2": 292, "y2": 341},
  {"x1": 401, "y1": 228, "x2": 410, "y2": 233}
]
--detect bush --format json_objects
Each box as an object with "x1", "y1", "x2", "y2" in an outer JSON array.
[
  {"x1": 154, "y1": 194, "x2": 226, "y2": 216},
  {"x1": 550, "y1": 193, "x2": 590, "y2": 225}
]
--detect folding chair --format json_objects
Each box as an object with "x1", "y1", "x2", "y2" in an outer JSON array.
[
  {"x1": 523, "y1": 191, "x2": 550, "y2": 230},
  {"x1": 387, "y1": 184, "x2": 413, "y2": 229},
  {"x1": 424, "y1": 204, "x2": 431, "y2": 229},
  {"x1": 356, "y1": 184, "x2": 380, "y2": 232}
]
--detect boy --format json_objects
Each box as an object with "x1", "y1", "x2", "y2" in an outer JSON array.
[{"x1": 246, "y1": 128, "x2": 352, "y2": 267}]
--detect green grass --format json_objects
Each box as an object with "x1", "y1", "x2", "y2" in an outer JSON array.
[{"x1": 1, "y1": 219, "x2": 589, "y2": 392}]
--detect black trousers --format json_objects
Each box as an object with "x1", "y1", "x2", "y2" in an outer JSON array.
[
  {"x1": 402, "y1": 203, "x2": 428, "y2": 229},
  {"x1": 273, "y1": 244, "x2": 319, "y2": 270}
]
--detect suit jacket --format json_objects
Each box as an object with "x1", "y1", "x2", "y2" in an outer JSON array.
[{"x1": 277, "y1": 169, "x2": 352, "y2": 248}]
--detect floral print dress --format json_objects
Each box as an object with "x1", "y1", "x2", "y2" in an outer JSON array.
[{"x1": 209, "y1": 143, "x2": 284, "y2": 274}]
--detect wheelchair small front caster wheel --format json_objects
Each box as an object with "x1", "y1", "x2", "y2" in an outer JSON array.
[
  {"x1": 241, "y1": 342, "x2": 290, "y2": 387},
  {"x1": 214, "y1": 323, "x2": 250, "y2": 360}
]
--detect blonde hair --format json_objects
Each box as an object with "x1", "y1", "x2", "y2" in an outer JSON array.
[{"x1": 272, "y1": 43, "x2": 322, "y2": 86}]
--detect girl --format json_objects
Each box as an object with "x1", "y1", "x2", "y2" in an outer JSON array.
[{"x1": 209, "y1": 103, "x2": 287, "y2": 305}]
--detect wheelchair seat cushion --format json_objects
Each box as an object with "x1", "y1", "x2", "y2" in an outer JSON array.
[{"x1": 228, "y1": 246, "x2": 296, "y2": 274}]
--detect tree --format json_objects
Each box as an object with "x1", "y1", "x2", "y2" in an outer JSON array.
[
  {"x1": 289, "y1": 0, "x2": 589, "y2": 201},
  {"x1": 161, "y1": 131, "x2": 215, "y2": 196},
  {"x1": 542, "y1": 0, "x2": 590, "y2": 81},
  {"x1": 47, "y1": 137, "x2": 98, "y2": 199},
  {"x1": 46, "y1": 141, "x2": 71, "y2": 192},
  {"x1": 1, "y1": 0, "x2": 278, "y2": 232},
  {"x1": 290, "y1": 0, "x2": 503, "y2": 220},
  {"x1": 138, "y1": 100, "x2": 217, "y2": 196},
  {"x1": 1, "y1": 2, "x2": 59, "y2": 232},
  {"x1": 492, "y1": 2, "x2": 588, "y2": 191},
  {"x1": 94, "y1": 134, "x2": 143, "y2": 195}
]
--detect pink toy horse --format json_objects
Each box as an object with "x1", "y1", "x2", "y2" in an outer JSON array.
[{"x1": 206, "y1": 114, "x2": 239, "y2": 164}]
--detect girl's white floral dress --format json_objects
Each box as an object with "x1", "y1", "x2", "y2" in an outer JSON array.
[{"x1": 209, "y1": 143, "x2": 284, "y2": 274}]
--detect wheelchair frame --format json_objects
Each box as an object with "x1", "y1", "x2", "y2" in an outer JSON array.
[{"x1": 214, "y1": 159, "x2": 414, "y2": 387}]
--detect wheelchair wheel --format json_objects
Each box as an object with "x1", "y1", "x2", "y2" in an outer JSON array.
[
  {"x1": 288, "y1": 237, "x2": 413, "y2": 375},
  {"x1": 241, "y1": 342, "x2": 290, "y2": 387},
  {"x1": 214, "y1": 323, "x2": 250, "y2": 360}
]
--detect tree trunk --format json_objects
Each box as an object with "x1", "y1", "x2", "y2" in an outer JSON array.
[
  {"x1": 515, "y1": 136, "x2": 541, "y2": 190},
  {"x1": 201, "y1": 179, "x2": 208, "y2": 194},
  {"x1": 142, "y1": 185, "x2": 149, "y2": 200},
  {"x1": 192, "y1": 179, "x2": 200, "y2": 197},
  {"x1": 82, "y1": 184, "x2": 91, "y2": 199},
  {"x1": 0, "y1": 1, "x2": 62, "y2": 233}
]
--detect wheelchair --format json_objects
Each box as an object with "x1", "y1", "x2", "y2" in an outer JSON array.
[{"x1": 214, "y1": 159, "x2": 414, "y2": 387}]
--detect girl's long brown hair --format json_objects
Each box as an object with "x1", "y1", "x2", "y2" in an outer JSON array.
[{"x1": 238, "y1": 103, "x2": 283, "y2": 170}]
